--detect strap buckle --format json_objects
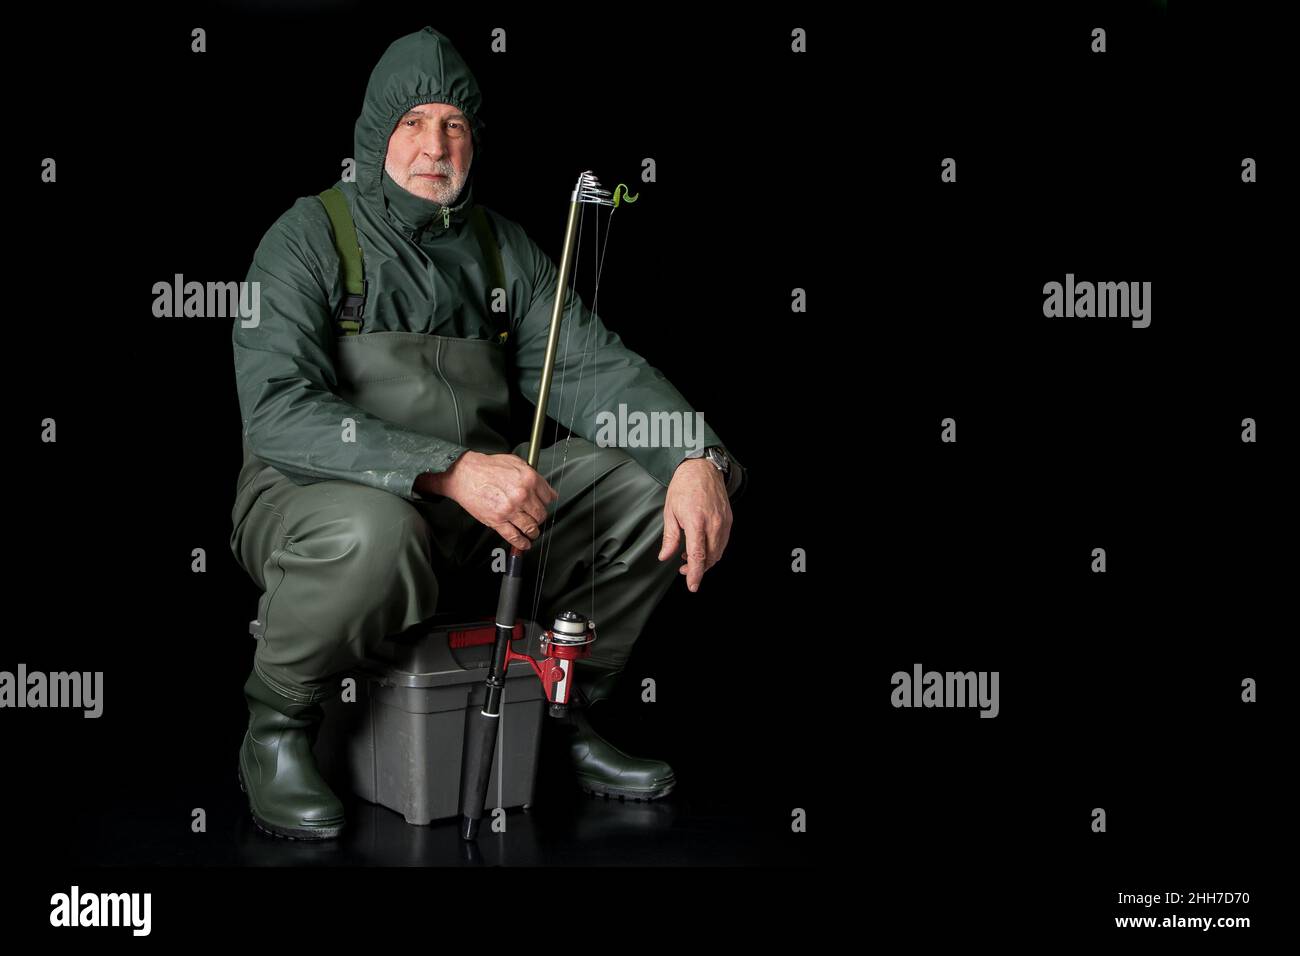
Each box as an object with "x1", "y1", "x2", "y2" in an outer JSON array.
[{"x1": 336, "y1": 279, "x2": 367, "y2": 336}]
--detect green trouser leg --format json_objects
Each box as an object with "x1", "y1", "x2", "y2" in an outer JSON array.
[
  {"x1": 231, "y1": 475, "x2": 445, "y2": 703},
  {"x1": 230, "y1": 475, "x2": 446, "y2": 837}
]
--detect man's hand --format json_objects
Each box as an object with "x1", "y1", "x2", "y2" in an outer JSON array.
[
  {"x1": 658, "y1": 457, "x2": 733, "y2": 592},
  {"x1": 416, "y1": 451, "x2": 559, "y2": 551}
]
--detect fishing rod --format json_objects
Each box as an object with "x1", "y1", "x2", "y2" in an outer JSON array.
[{"x1": 459, "y1": 170, "x2": 618, "y2": 842}]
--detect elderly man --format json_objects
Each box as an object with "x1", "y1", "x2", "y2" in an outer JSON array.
[{"x1": 229, "y1": 26, "x2": 746, "y2": 840}]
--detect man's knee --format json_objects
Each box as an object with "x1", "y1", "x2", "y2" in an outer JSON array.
[
  {"x1": 621, "y1": 463, "x2": 668, "y2": 523},
  {"x1": 345, "y1": 490, "x2": 429, "y2": 546},
  {"x1": 584, "y1": 462, "x2": 670, "y2": 564},
  {"x1": 327, "y1": 488, "x2": 434, "y2": 586},
  {"x1": 251, "y1": 486, "x2": 441, "y2": 689},
  {"x1": 246, "y1": 480, "x2": 436, "y2": 607}
]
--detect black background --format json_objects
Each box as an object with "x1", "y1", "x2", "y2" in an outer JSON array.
[{"x1": 5, "y1": 0, "x2": 1283, "y2": 942}]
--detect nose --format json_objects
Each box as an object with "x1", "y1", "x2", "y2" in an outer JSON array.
[{"x1": 419, "y1": 126, "x2": 453, "y2": 161}]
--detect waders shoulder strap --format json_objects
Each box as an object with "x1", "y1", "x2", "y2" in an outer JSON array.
[{"x1": 317, "y1": 187, "x2": 366, "y2": 336}]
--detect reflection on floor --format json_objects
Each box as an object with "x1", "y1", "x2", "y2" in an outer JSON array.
[{"x1": 72, "y1": 711, "x2": 808, "y2": 867}]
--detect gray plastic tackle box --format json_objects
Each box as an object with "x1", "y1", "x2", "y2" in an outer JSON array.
[{"x1": 313, "y1": 614, "x2": 549, "y2": 825}]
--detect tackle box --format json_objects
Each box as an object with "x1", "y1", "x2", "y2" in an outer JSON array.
[{"x1": 313, "y1": 614, "x2": 549, "y2": 825}]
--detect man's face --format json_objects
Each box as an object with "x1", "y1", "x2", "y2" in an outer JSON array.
[{"x1": 384, "y1": 102, "x2": 474, "y2": 205}]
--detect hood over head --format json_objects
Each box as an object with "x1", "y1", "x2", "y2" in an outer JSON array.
[{"x1": 353, "y1": 26, "x2": 485, "y2": 234}]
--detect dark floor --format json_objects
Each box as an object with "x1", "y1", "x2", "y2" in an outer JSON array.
[{"x1": 41, "y1": 692, "x2": 813, "y2": 868}]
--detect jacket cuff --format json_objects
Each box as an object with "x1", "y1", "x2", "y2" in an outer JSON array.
[{"x1": 404, "y1": 445, "x2": 470, "y2": 502}]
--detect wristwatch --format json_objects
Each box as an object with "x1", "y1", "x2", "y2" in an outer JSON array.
[{"x1": 700, "y1": 445, "x2": 731, "y2": 484}]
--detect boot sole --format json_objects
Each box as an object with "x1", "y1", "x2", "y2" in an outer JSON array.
[
  {"x1": 237, "y1": 765, "x2": 345, "y2": 841},
  {"x1": 577, "y1": 776, "x2": 677, "y2": 801}
]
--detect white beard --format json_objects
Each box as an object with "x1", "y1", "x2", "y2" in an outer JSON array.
[{"x1": 389, "y1": 155, "x2": 471, "y2": 206}]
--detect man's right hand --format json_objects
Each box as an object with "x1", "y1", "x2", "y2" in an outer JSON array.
[{"x1": 416, "y1": 451, "x2": 559, "y2": 551}]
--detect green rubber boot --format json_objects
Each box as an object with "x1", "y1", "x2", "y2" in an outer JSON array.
[
  {"x1": 563, "y1": 669, "x2": 677, "y2": 801},
  {"x1": 237, "y1": 668, "x2": 346, "y2": 840}
]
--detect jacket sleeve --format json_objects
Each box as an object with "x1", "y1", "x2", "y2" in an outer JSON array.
[
  {"x1": 504, "y1": 219, "x2": 746, "y2": 494},
  {"x1": 232, "y1": 199, "x2": 468, "y2": 502}
]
